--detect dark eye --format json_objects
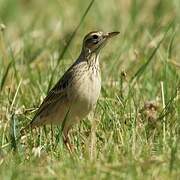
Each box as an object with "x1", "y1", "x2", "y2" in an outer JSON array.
[
  {"x1": 85, "y1": 34, "x2": 99, "y2": 45},
  {"x1": 92, "y1": 34, "x2": 99, "y2": 39}
]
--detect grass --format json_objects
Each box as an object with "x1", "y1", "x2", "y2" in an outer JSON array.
[{"x1": 0, "y1": 0, "x2": 180, "y2": 179}]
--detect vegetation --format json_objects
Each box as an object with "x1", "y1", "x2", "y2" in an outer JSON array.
[{"x1": 0, "y1": 0, "x2": 179, "y2": 179}]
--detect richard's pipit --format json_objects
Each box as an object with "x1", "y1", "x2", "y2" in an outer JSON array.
[{"x1": 22, "y1": 31, "x2": 119, "y2": 150}]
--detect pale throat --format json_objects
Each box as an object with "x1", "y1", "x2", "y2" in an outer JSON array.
[{"x1": 87, "y1": 52, "x2": 100, "y2": 67}]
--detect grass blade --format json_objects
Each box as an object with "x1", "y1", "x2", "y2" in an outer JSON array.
[
  {"x1": 130, "y1": 22, "x2": 174, "y2": 83},
  {"x1": 0, "y1": 61, "x2": 12, "y2": 91}
]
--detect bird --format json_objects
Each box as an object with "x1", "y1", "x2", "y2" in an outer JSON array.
[{"x1": 21, "y1": 31, "x2": 119, "y2": 151}]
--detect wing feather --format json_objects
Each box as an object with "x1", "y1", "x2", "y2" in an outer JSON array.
[{"x1": 29, "y1": 69, "x2": 73, "y2": 126}]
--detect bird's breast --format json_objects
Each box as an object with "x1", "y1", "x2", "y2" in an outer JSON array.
[{"x1": 68, "y1": 67, "x2": 101, "y2": 117}]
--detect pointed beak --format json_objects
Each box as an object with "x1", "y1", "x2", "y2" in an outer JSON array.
[{"x1": 104, "y1": 31, "x2": 120, "y2": 39}]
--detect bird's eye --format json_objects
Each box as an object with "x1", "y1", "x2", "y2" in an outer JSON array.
[
  {"x1": 85, "y1": 34, "x2": 99, "y2": 45},
  {"x1": 92, "y1": 34, "x2": 99, "y2": 39}
]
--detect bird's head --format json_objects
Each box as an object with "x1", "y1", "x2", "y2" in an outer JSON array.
[{"x1": 82, "y1": 31, "x2": 120, "y2": 55}]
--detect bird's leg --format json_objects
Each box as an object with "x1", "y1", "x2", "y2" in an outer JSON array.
[
  {"x1": 63, "y1": 135, "x2": 73, "y2": 153},
  {"x1": 63, "y1": 129, "x2": 74, "y2": 153}
]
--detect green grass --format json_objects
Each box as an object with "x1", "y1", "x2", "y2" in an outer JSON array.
[{"x1": 0, "y1": 0, "x2": 180, "y2": 179}]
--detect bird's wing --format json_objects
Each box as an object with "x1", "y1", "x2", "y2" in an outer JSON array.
[{"x1": 29, "y1": 69, "x2": 73, "y2": 126}]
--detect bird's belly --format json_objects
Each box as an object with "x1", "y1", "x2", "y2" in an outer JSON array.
[{"x1": 68, "y1": 72, "x2": 101, "y2": 118}]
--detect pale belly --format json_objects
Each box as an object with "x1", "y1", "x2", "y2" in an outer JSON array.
[{"x1": 68, "y1": 70, "x2": 101, "y2": 120}]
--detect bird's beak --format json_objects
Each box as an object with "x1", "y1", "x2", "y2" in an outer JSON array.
[{"x1": 104, "y1": 31, "x2": 120, "y2": 39}]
